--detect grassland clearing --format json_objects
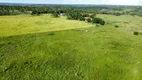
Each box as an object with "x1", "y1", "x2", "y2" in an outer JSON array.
[
  {"x1": 0, "y1": 14, "x2": 93, "y2": 37},
  {"x1": 98, "y1": 14, "x2": 142, "y2": 33},
  {"x1": 0, "y1": 14, "x2": 142, "y2": 80}
]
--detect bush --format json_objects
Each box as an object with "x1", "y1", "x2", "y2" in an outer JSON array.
[
  {"x1": 82, "y1": 14, "x2": 89, "y2": 17},
  {"x1": 133, "y1": 32, "x2": 139, "y2": 35},
  {"x1": 90, "y1": 14, "x2": 96, "y2": 18},
  {"x1": 92, "y1": 17, "x2": 105, "y2": 25},
  {"x1": 100, "y1": 20, "x2": 105, "y2": 25},
  {"x1": 66, "y1": 11, "x2": 105, "y2": 25},
  {"x1": 67, "y1": 11, "x2": 89, "y2": 20},
  {"x1": 0, "y1": 11, "x2": 19, "y2": 16},
  {"x1": 115, "y1": 25, "x2": 119, "y2": 28},
  {"x1": 87, "y1": 18, "x2": 92, "y2": 22},
  {"x1": 31, "y1": 11, "x2": 41, "y2": 16},
  {"x1": 79, "y1": 15, "x2": 85, "y2": 21},
  {"x1": 48, "y1": 32, "x2": 55, "y2": 35},
  {"x1": 52, "y1": 13, "x2": 59, "y2": 18}
]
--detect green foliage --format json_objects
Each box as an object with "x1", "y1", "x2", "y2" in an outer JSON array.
[
  {"x1": 52, "y1": 12, "x2": 59, "y2": 18},
  {"x1": 90, "y1": 14, "x2": 96, "y2": 18},
  {"x1": 67, "y1": 11, "x2": 81, "y2": 20},
  {"x1": 67, "y1": 10, "x2": 105, "y2": 25},
  {"x1": 82, "y1": 13, "x2": 89, "y2": 17},
  {"x1": 79, "y1": 15, "x2": 85, "y2": 21},
  {"x1": 48, "y1": 32, "x2": 55, "y2": 35},
  {"x1": 92, "y1": 17, "x2": 105, "y2": 25},
  {"x1": 133, "y1": 32, "x2": 139, "y2": 35},
  {"x1": 115, "y1": 25, "x2": 119, "y2": 28},
  {"x1": 100, "y1": 20, "x2": 105, "y2": 25},
  {"x1": 0, "y1": 11, "x2": 19, "y2": 16},
  {"x1": 31, "y1": 10, "x2": 41, "y2": 15},
  {"x1": 86, "y1": 18, "x2": 92, "y2": 22},
  {"x1": 114, "y1": 12, "x2": 121, "y2": 16},
  {"x1": 1, "y1": 5, "x2": 142, "y2": 17}
]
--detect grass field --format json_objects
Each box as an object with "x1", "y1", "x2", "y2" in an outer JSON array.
[
  {"x1": 98, "y1": 14, "x2": 142, "y2": 33},
  {"x1": 0, "y1": 14, "x2": 93, "y2": 37},
  {"x1": 0, "y1": 14, "x2": 142, "y2": 80}
]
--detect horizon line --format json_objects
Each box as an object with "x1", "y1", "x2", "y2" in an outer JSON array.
[{"x1": 0, "y1": 2, "x2": 142, "y2": 6}]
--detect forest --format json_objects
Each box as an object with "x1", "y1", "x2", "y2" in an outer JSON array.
[{"x1": 0, "y1": 4, "x2": 142, "y2": 16}]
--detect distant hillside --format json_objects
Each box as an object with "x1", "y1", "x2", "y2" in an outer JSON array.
[{"x1": 0, "y1": 3, "x2": 142, "y2": 7}]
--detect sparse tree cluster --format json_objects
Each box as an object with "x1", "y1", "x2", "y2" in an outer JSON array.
[
  {"x1": 67, "y1": 10, "x2": 105, "y2": 25},
  {"x1": 92, "y1": 17, "x2": 105, "y2": 25}
]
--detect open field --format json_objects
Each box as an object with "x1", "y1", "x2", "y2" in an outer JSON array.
[
  {"x1": 0, "y1": 14, "x2": 93, "y2": 37},
  {"x1": 0, "y1": 14, "x2": 142, "y2": 80},
  {"x1": 98, "y1": 14, "x2": 142, "y2": 33}
]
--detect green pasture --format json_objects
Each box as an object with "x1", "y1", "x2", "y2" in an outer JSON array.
[
  {"x1": 0, "y1": 14, "x2": 93, "y2": 37},
  {"x1": 0, "y1": 14, "x2": 142, "y2": 80}
]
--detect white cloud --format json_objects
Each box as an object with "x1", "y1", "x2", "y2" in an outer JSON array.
[
  {"x1": 0, "y1": 0, "x2": 141, "y2": 5},
  {"x1": 61, "y1": 0, "x2": 141, "y2": 5},
  {"x1": 105, "y1": 0, "x2": 140, "y2": 5},
  {"x1": 61, "y1": 0, "x2": 102, "y2": 4}
]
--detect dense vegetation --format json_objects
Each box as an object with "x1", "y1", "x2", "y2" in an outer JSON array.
[
  {"x1": 66, "y1": 10, "x2": 105, "y2": 25},
  {"x1": 1, "y1": 5, "x2": 142, "y2": 16}
]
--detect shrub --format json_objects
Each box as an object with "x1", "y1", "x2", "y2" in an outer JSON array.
[
  {"x1": 115, "y1": 25, "x2": 119, "y2": 28},
  {"x1": 87, "y1": 18, "x2": 92, "y2": 22},
  {"x1": 133, "y1": 32, "x2": 139, "y2": 35},
  {"x1": 82, "y1": 14, "x2": 89, "y2": 17},
  {"x1": 90, "y1": 14, "x2": 96, "y2": 18},
  {"x1": 52, "y1": 13, "x2": 59, "y2": 18},
  {"x1": 48, "y1": 32, "x2": 55, "y2": 35},
  {"x1": 31, "y1": 11, "x2": 41, "y2": 16},
  {"x1": 100, "y1": 20, "x2": 105, "y2": 25},
  {"x1": 92, "y1": 17, "x2": 105, "y2": 25},
  {"x1": 115, "y1": 13, "x2": 121, "y2": 16},
  {"x1": 79, "y1": 15, "x2": 85, "y2": 21}
]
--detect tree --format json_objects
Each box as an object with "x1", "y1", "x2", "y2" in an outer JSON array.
[
  {"x1": 100, "y1": 20, "x2": 105, "y2": 25},
  {"x1": 134, "y1": 32, "x2": 139, "y2": 35},
  {"x1": 86, "y1": 18, "x2": 92, "y2": 22},
  {"x1": 90, "y1": 13, "x2": 96, "y2": 18},
  {"x1": 79, "y1": 15, "x2": 85, "y2": 21},
  {"x1": 52, "y1": 11, "x2": 59, "y2": 18},
  {"x1": 92, "y1": 17, "x2": 105, "y2": 25},
  {"x1": 31, "y1": 10, "x2": 41, "y2": 15}
]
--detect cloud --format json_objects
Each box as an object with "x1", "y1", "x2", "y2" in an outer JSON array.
[
  {"x1": 0, "y1": 0, "x2": 141, "y2": 5},
  {"x1": 61, "y1": 0, "x2": 140, "y2": 5},
  {"x1": 105, "y1": 0, "x2": 140, "y2": 5}
]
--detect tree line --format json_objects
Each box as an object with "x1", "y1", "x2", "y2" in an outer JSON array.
[
  {"x1": 66, "y1": 10, "x2": 105, "y2": 25},
  {"x1": 1, "y1": 5, "x2": 142, "y2": 16}
]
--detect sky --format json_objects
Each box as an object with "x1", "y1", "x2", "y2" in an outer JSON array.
[{"x1": 0, "y1": 0, "x2": 141, "y2": 5}]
